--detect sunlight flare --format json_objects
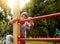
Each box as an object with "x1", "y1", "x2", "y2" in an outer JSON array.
[{"x1": 8, "y1": 0, "x2": 30, "y2": 9}]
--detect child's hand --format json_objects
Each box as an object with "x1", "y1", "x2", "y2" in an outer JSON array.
[
  {"x1": 28, "y1": 17, "x2": 34, "y2": 23},
  {"x1": 9, "y1": 18, "x2": 19, "y2": 24},
  {"x1": 28, "y1": 17, "x2": 34, "y2": 29},
  {"x1": 28, "y1": 17, "x2": 32, "y2": 22}
]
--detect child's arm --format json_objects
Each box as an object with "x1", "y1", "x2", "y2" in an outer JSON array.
[
  {"x1": 28, "y1": 17, "x2": 34, "y2": 28},
  {"x1": 8, "y1": 18, "x2": 18, "y2": 27},
  {"x1": 25, "y1": 17, "x2": 34, "y2": 29},
  {"x1": 9, "y1": 19, "x2": 18, "y2": 24}
]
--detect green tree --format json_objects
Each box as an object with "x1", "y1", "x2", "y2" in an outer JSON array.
[
  {"x1": 0, "y1": 7, "x2": 12, "y2": 37},
  {"x1": 22, "y1": 0, "x2": 60, "y2": 37}
]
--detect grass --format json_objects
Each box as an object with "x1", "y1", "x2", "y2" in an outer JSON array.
[
  {"x1": 0, "y1": 42, "x2": 3, "y2": 44},
  {"x1": 27, "y1": 41, "x2": 60, "y2": 44},
  {"x1": 0, "y1": 41, "x2": 60, "y2": 44}
]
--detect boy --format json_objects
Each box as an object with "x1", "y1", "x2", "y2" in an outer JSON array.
[{"x1": 9, "y1": 12, "x2": 34, "y2": 44}]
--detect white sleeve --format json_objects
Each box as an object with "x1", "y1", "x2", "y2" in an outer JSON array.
[{"x1": 25, "y1": 22, "x2": 31, "y2": 29}]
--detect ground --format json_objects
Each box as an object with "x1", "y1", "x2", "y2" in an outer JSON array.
[
  {"x1": 27, "y1": 41, "x2": 60, "y2": 44},
  {"x1": 0, "y1": 41, "x2": 60, "y2": 44}
]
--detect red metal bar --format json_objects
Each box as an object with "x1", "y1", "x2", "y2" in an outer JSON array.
[
  {"x1": 18, "y1": 38, "x2": 60, "y2": 42},
  {"x1": 18, "y1": 13, "x2": 60, "y2": 23}
]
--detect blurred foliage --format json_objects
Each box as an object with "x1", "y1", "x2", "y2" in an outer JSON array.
[
  {"x1": 0, "y1": 0, "x2": 12, "y2": 37},
  {"x1": 0, "y1": 8, "x2": 12, "y2": 37},
  {"x1": 22, "y1": 0, "x2": 60, "y2": 37}
]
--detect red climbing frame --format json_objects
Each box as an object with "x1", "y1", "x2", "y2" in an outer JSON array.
[
  {"x1": 18, "y1": 13, "x2": 60, "y2": 42},
  {"x1": 18, "y1": 38, "x2": 60, "y2": 42},
  {"x1": 18, "y1": 13, "x2": 60, "y2": 23}
]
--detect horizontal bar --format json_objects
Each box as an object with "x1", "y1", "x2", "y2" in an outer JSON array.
[
  {"x1": 18, "y1": 13, "x2": 60, "y2": 23},
  {"x1": 18, "y1": 38, "x2": 60, "y2": 42}
]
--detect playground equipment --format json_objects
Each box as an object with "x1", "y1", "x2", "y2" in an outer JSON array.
[
  {"x1": 18, "y1": 13, "x2": 60, "y2": 23},
  {"x1": 12, "y1": 12, "x2": 60, "y2": 44},
  {"x1": 18, "y1": 38, "x2": 60, "y2": 42},
  {"x1": 12, "y1": 0, "x2": 60, "y2": 44}
]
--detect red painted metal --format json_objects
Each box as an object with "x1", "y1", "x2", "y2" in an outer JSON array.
[
  {"x1": 17, "y1": 13, "x2": 60, "y2": 43},
  {"x1": 18, "y1": 13, "x2": 60, "y2": 23},
  {"x1": 18, "y1": 38, "x2": 60, "y2": 42}
]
